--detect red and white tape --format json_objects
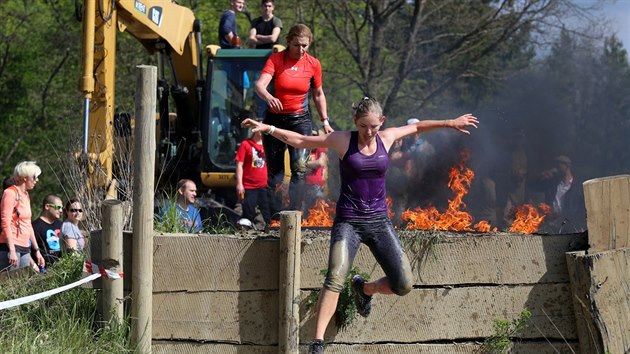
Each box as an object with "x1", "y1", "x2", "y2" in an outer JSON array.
[
  {"x1": 83, "y1": 260, "x2": 123, "y2": 280},
  {"x1": 0, "y1": 261, "x2": 123, "y2": 310}
]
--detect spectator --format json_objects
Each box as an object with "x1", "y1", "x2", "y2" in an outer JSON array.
[
  {"x1": 235, "y1": 118, "x2": 272, "y2": 229},
  {"x1": 304, "y1": 129, "x2": 328, "y2": 214},
  {"x1": 61, "y1": 197, "x2": 87, "y2": 253},
  {"x1": 536, "y1": 155, "x2": 586, "y2": 232},
  {"x1": 248, "y1": 0, "x2": 283, "y2": 49},
  {"x1": 175, "y1": 179, "x2": 203, "y2": 233},
  {"x1": 0, "y1": 161, "x2": 45, "y2": 271},
  {"x1": 255, "y1": 24, "x2": 333, "y2": 214},
  {"x1": 219, "y1": 0, "x2": 245, "y2": 49},
  {"x1": 32, "y1": 195, "x2": 63, "y2": 265},
  {"x1": 241, "y1": 97, "x2": 478, "y2": 354}
]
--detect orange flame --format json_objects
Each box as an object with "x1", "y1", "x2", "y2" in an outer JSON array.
[
  {"x1": 302, "y1": 199, "x2": 335, "y2": 227},
  {"x1": 402, "y1": 162, "x2": 483, "y2": 231},
  {"x1": 509, "y1": 203, "x2": 551, "y2": 233},
  {"x1": 267, "y1": 155, "x2": 549, "y2": 234}
]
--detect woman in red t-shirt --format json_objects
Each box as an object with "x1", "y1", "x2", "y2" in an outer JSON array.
[{"x1": 255, "y1": 24, "x2": 333, "y2": 214}]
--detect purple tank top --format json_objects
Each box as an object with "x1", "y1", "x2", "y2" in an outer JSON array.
[{"x1": 336, "y1": 131, "x2": 389, "y2": 219}]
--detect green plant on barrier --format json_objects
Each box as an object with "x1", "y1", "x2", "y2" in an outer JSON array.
[
  {"x1": 203, "y1": 210, "x2": 236, "y2": 234},
  {"x1": 154, "y1": 196, "x2": 236, "y2": 234},
  {"x1": 476, "y1": 309, "x2": 532, "y2": 354},
  {"x1": 401, "y1": 230, "x2": 443, "y2": 272},
  {"x1": 306, "y1": 267, "x2": 370, "y2": 329}
]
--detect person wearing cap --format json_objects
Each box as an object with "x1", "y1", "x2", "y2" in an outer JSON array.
[
  {"x1": 255, "y1": 24, "x2": 333, "y2": 214},
  {"x1": 235, "y1": 114, "x2": 272, "y2": 229},
  {"x1": 537, "y1": 155, "x2": 585, "y2": 232}
]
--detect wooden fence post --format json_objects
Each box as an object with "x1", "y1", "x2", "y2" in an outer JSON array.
[
  {"x1": 130, "y1": 65, "x2": 156, "y2": 353},
  {"x1": 101, "y1": 199, "x2": 123, "y2": 324},
  {"x1": 279, "y1": 211, "x2": 301, "y2": 353},
  {"x1": 566, "y1": 175, "x2": 630, "y2": 354},
  {"x1": 583, "y1": 175, "x2": 630, "y2": 252}
]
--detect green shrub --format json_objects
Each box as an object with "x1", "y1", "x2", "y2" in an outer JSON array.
[
  {"x1": 477, "y1": 309, "x2": 532, "y2": 354},
  {"x1": 0, "y1": 254, "x2": 133, "y2": 352},
  {"x1": 307, "y1": 267, "x2": 370, "y2": 329}
]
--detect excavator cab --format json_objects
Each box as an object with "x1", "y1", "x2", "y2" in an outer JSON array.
[{"x1": 199, "y1": 46, "x2": 281, "y2": 206}]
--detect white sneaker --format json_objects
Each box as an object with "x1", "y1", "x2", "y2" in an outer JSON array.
[{"x1": 237, "y1": 218, "x2": 253, "y2": 228}]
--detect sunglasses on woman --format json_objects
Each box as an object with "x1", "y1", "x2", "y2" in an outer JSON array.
[{"x1": 70, "y1": 208, "x2": 83, "y2": 213}]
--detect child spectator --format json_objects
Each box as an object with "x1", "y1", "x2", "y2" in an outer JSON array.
[{"x1": 236, "y1": 118, "x2": 271, "y2": 229}]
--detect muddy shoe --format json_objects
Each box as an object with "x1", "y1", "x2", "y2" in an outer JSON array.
[
  {"x1": 308, "y1": 339, "x2": 324, "y2": 354},
  {"x1": 352, "y1": 274, "x2": 372, "y2": 317}
]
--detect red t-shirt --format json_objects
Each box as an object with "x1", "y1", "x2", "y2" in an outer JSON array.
[
  {"x1": 306, "y1": 148, "x2": 327, "y2": 186},
  {"x1": 261, "y1": 52, "x2": 322, "y2": 114},
  {"x1": 235, "y1": 139, "x2": 268, "y2": 189}
]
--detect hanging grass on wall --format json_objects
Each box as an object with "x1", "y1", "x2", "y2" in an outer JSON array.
[{"x1": 307, "y1": 267, "x2": 370, "y2": 329}]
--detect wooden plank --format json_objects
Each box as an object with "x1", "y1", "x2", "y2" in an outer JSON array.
[
  {"x1": 583, "y1": 175, "x2": 630, "y2": 252},
  {"x1": 148, "y1": 233, "x2": 581, "y2": 292},
  {"x1": 152, "y1": 341, "x2": 578, "y2": 354},
  {"x1": 152, "y1": 235, "x2": 279, "y2": 292},
  {"x1": 301, "y1": 233, "x2": 582, "y2": 288},
  {"x1": 153, "y1": 290, "x2": 279, "y2": 343},
  {"x1": 567, "y1": 248, "x2": 630, "y2": 354},
  {"x1": 152, "y1": 284, "x2": 575, "y2": 344}
]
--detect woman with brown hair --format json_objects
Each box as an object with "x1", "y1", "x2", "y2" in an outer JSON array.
[{"x1": 255, "y1": 23, "x2": 333, "y2": 214}]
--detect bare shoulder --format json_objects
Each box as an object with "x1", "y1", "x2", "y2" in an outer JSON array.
[{"x1": 325, "y1": 131, "x2": 351, "y2": 155}]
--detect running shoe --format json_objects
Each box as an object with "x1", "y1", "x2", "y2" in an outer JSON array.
[
  {"x1": 308, "y1": 339, "x2": 324, "y2": 354},
  {"x1": 351, "y1": 274, "x2": 372, "y2": 317}
]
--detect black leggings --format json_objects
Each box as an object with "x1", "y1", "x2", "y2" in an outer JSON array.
[
  {"x1": 263, "y1": 112, "x2": 312, "y2": 212},
  {"x1": 323, "y1": 215, "x2": 413, "y2": 295}
]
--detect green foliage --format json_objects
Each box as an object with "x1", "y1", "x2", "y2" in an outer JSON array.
[
  {"x1": 0, "y1": 254, "x2": 133, "y2": 352},
  {"x1": 477, "y1": 309, "x2": 532, "y2": 354},
  {"x1": 306, "y1": 267, "x2": 370, "y2": 329}
]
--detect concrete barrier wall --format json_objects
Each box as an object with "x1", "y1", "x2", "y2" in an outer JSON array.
[{"x1": 91, "y1": 230, "x2": 584, "y2": 353}]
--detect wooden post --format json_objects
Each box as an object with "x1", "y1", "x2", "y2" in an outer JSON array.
[
  {"x1": 278, "y1": 211, "x2": 301, "y2": 354},
  {"x1": 102, "y1": 199, "x2": 124, "y2": 324},
  {"x1": 130, "y1": 65, "x2": 156, "y2": 353},
  {"x1": 583, "y1": 175, "x2": 630, "y2": 252},
  {"x1": 567, "y1": 248, "x2": 630, "y2": 354}
]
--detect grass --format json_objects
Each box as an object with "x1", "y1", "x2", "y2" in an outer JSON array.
[
  {"x1": 307, "y1": 267, "x2": 370, "y2": 329},
  {"x1": 477, "y1": 309, "x2": 532, "y2": 354},
  {"x1": 154, "y1": 194, "x2": 236, "y2": 234},
  {"x1": 0, "y1": 254, "x2": 134, "y2": 353}
]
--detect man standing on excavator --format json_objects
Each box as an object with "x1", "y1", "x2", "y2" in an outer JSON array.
[{"x1": 219, "y1": 0, "x2": 246, "y2": 49}]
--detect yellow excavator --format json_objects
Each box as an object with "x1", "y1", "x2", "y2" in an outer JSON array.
[{"x1": 78, "y1": 0, "x2": 281, "y2": 213}]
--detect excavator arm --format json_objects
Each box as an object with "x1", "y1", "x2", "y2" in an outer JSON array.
[{"x1": 78, "y1": 0, "x2": 201, "y2": 192}]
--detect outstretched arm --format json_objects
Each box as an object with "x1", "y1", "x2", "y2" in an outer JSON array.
[
  {"x1": 241, "y1": 118, "x2": 346, "y2": 152},
  {"x1": 380, "y1": 113, "x2": 479, "y2": 146}
]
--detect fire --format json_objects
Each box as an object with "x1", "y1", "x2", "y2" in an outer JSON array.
[
  {"x1": 269, "y1": 199, "x2": 336, "y2": 228},
  {"x1": 402, "y1": 162, "x2": 484, "y2": 231},
  {"x1": 302, "y1": 199, "x2": 335, "y2": 227},
  {"x1": 267, "y1": 153, "x2": 549, "y2": 234},
  {"x1": 509, "y1": 203, "x2": 551, "y2": 234},
  {"x1": 386, "y1": 196, "x2": 395, "y2": 219}
]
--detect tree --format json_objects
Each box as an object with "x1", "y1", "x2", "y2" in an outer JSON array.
[{"x1": 308, "y1": 0, "x2": 581, "y2": 124}]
